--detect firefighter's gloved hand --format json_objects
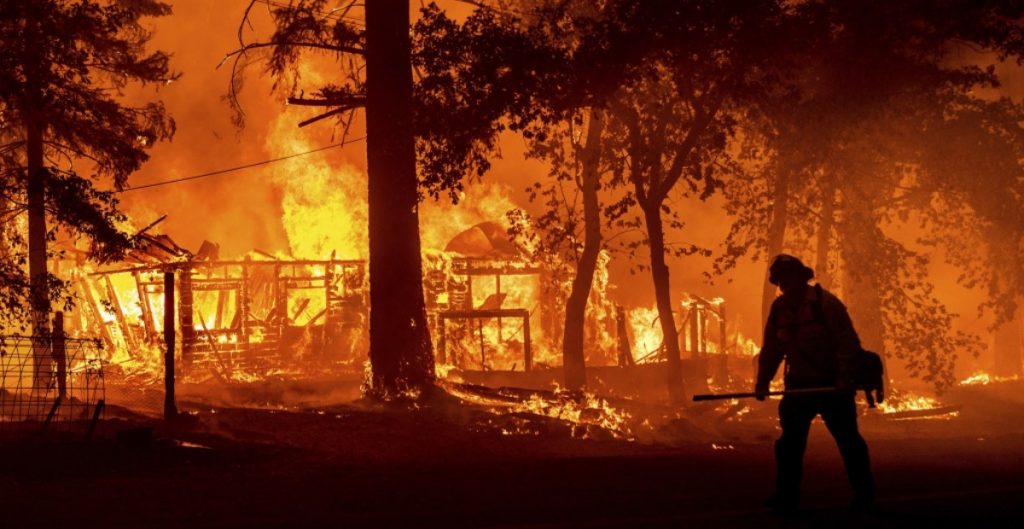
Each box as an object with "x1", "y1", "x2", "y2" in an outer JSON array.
[{"x1": 754, "y1": 382, "x2": 769, "y2": 401}]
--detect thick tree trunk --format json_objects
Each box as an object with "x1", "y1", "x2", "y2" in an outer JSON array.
[
  {"x1": 761, "y1": 167, "x2": 790, "y2": 326},
  {"x1": 365, "y1": 0, "x2": 434, "y2": 397},
  {"x1": 841, "y1": 263, "x2": 885, "y2": 352},
  {"x1": 815, "y1": 174, "x2": 836, "y2": 289},
  {"x1": 641, "y1": 201, "x2": 686, "y2": 403},
  {"x1": 26, "y1": 117, "x2": 49, "y2": 327},
  {"x1": 562, "y1": 109, "x2": 604, "y2": 391},
  {"x1": 839, "y1": 201, "x2": 886, "y2": 355},
  {"x1": 23, "y1": 3, "x2": 51, "y2": 386},
  {"x1": 27, "y1": 114, "x2": 52, "y2": 388}
]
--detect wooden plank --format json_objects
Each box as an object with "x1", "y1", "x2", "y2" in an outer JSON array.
[
  {"x1": 214, "y1": 289, "x2": 227, "y2": 329},
  {"x1": 132, "y1": 270, "x2": 157, "y2": 343},
  {"x1": 103, "y1": 275, "x2": 138, "y2": 354},
  {"x1": 77, "y1": 278, "x2": 115, "y2": 353}
]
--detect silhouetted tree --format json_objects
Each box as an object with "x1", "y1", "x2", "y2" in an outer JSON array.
[
  {"x1": 230, "y1": 0, "x2": 442, "y2": 397},
  {"x1": 716, "y1": 0, "x2": 1024, "y2": 390},
  {"x1": 595, "y1": 1, "x2": 796, "y2": 401},
  {"x1": 0, "y1": 0, "x2": 176, "y2": 342},
  {"x1": 439, "y1": 2, "x2": 621, "y2": 390},
  {"x1": 419, "y1": 0, "x2": 802, "y2": 401},
  {"x1": 227, "y1": 0, "x2": 554, "y2": 396},
  {"x1": 509, "y1": 107, "x2": 608, "y2": 390},
  {"x1": 915, "y1": 97, "x2": 1024, "y2": 380}
]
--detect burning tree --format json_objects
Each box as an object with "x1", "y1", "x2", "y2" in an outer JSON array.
[{"x1": 0, "y1": 0, "x2": 176, "y2": 340}]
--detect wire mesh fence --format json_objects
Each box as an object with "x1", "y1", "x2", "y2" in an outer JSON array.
[{"x1": 0, "y1": 332, "x2": 105, "y2": 434}]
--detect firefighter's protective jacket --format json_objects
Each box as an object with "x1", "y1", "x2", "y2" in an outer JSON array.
[{"x1": 756, "y1": 285, "x2": 861, "y2": 390}]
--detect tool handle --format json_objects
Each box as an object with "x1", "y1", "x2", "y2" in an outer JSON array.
[{"x1": 692, "y1": 387, "x2": 840, "y2": 402}]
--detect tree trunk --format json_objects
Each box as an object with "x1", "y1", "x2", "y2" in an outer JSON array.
[
  {"x1": 26, "y1": 118, "x2": 48, "y2": 327},
  {"x1": 815, "y1": 173, "x2": 836, "y2": 289},
  {"x1": 27, "y1": 112, "x2": 52, "y2": 388},
  {"x1": 993, "y1": 306, "x2": 1022, "y2": 377},
  {"x1": 841, "y1": 263, "x2": 885, "y2": 352},
  {"x1": 562, "y1": 109, "x2": 604, "y2": 391},
  {"x1": 23, "y1": 3, "x2": 51, "y2": 386},
  {"x1": 641, "y1": 201, "x2": 686, "y2": 403},
  {"x1": 761, "y1": 167, "x2": 790, "y2": 326},
  {"x1": 365, "y1": 0, "x2": 435, "y2": 397},
  {"x1": 839, "y1": 201, "x2": 886, "y2": 355}
]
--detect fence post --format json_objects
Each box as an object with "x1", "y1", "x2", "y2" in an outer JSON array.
[
  {"x1": 164, "y1": 271, "x2": 177, "y2": 419},
  {"x1": 179, "y1": 265, "x2": 195, "y2": 369},
  {"x1": 53, "y1": 311, "x2": 66, "y2": 398}
]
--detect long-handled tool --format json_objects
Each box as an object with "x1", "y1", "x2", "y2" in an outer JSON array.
[
  {"x1": 693, "y1": 386, "x2": 882, "y2": 408},
  {"x1": 692, "y1": 387, "x2": 840, "y2": 402}
]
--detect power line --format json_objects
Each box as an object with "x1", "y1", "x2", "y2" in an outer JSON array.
[{"x1": 118, "y1": 136, "x2": 366, "y2": 193}]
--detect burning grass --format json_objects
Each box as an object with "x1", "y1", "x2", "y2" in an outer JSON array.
[{"x1": 443, "y1": 382, "x2": 640, "y2": 440}]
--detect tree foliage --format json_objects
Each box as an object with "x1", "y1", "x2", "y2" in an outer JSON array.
[
  {"x1": 0, "y1": 0, "x2": 177, "y2": 332},
  {"x1": 715, "y1": 0, "x2": 1024, "y2": 390}
]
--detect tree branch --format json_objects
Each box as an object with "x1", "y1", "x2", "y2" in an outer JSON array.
[
  {"x1": 656, "y1": 92, "x2": 725, "y2": 201},
  {"x1": 288, "y1": 95, "x2": 366, "y2": 107},
  {"x1": 219, "y1": 40, "x2": 365, "y2": 69},
  {"x1": 298, "y1": 107, "x2": 352, "y2": 128}
]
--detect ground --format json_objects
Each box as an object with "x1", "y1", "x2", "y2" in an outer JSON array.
[{"x1": 1, "y1": 381, "x2": 1022, "y2": 528}]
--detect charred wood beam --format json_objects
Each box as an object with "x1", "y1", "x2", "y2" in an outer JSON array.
[
  {"x1": 306, "y1": 308, "x2": 328, "y2": 327},
  {"x1": 197, "y1": 310, "x2": 231, "y2": 384},
  {"x1": 78, "y1": 278, "x2": 116, "y2": 352},
  {"x1": 133, "y1": 270, "x2": 157, "y2": 343},
  {"x1": 215, "y1": 289, "x2": 227, "y2": 329},
  {"x1": 164, "y1": 272, "x2": 177, "y2": 420},
  {"x1": 103, "y1": 275, "x2": 138, "y2": 354},
  {"x1": 135, "y1": 214, "x2": 168, "y2": 236},
  {"x1": 91, "y1": 259, "x2": 365, "y2": 276},
  {"x1": 438, "y1": 309, "x2": 532, "y2": 371},
  {"x1": 179, "y1": 270, "x2": 196, "y2": 368},
  {"x1": 291, "y1": 298, "x2": 312, "y2": 322}
]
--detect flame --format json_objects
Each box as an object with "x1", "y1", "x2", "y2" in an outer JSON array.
[
  {"x1": 510, "y1": 388, "x2": 633, "y2": 439},
  {"x1": 445, "y1": 383, "x2": 636, "y2": 439},
  {"x1": 629, "y1": 306, "x2": 664, "y2": 361},
  {"x1": 874, "y1": 390, "x2": 958, "y2": 420},
  {"x1": 626, "y1": 297, "x2": 758, "y2": 363},
  {"x1": 268, "y1": 113, "x2": 367, "y2": 260},
  {"x1": 876, "y1": 392, "x2": 942, "y2": 413},
  {"x1": 959, "y1": 371, "x2": 1020, "y2": 386},
  {"x1": 420, "y1": 184, "x2": 519, "y2": 253}
]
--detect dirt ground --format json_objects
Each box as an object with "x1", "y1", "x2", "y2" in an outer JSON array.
[{"x1": 2, "y1": 381, "x2": 1023, "y2": 529}]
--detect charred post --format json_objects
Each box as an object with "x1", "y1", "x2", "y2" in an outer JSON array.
[{"x1": 163, "y1": 270, "x2": 177, "y2": 419}]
